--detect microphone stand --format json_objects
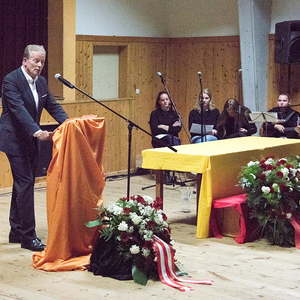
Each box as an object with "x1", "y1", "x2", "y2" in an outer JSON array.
[
  {"x1": 158, "y1": 75, "x2": 191, "y2": 143},
  {"x1": 57, "y1": 78, "x2": 177, "y2": 200},
  {"x1": 197, "y1": 74, "x2": 206, "y2": 142}
]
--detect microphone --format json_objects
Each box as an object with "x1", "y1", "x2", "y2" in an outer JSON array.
[
  {"x1": 54, "y1": 74, "x2": 75, "y2": 89},
  {"x1": 197, "y1": 71, "x2": 202, "y2": 78},
  {"x1": 156, "y1": 71, "x2": 166, "y2": 84}
]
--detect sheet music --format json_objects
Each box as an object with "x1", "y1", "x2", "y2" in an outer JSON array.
[
  {"x1": 190, "y1": 123, "x2": 214, "y2": 134},
  {"x1": 249, "y1": 112, "x2": 279, "y2": 123}
]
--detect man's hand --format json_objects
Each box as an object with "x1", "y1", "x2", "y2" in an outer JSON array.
[
  {"x1": 158, "y1": 124, "x2": 169, "y2": 132},
  {"x1": 295, "y1": 126, "x2": 300, "y2": 135},
  {"x1": 172, "y1": 120, "x2": 181, "y2": 127},
  {"x1": 36, "y1": 130, "x2": 53, "y2": 141},
  {"x1": 274, "y1": 124, "x2": 285, "y2": 133}
]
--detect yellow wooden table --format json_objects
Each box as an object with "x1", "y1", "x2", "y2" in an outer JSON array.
[{"x1": 142, "y1": 136, "x2": 300, "y2": 238}]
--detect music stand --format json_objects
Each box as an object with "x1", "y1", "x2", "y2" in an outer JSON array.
[
  {"x1": 190, "y1": 123, "x2": 214, "y2": 135},
  {"x1": 249, "y1": 112, "x2": 280, "y2": 137}
]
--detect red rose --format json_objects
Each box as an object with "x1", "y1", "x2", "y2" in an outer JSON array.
[
  {"x1": 123, "y1": 207, "x2": 131, "y2": 214},
  {"x1": 259, "y1": 173, "x2": 266, "y2": 180},
  {"x1": 120, "y1": 232, "x2": 131, "y2": 242},
  {"x1": 162, "y1": 213, "x2": 168, "y2": 221},
  {"x1": 278, "y1": 159, "x2": 286, "y2": 165},
  {"x1": 276, "y1": 171, "x2": 283, "y2": 178},
  {"x1": 279, "y1": 183, "x2": 287, "y2": 191}
]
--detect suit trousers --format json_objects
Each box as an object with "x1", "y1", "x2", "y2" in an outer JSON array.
[{"x1": 7, "y1": 150, "x2": 38, "y2": 241}]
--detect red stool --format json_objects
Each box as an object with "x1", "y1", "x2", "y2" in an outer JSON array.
[{"x1": 210, "y1": 194, "x2": 247, "y2": 244}]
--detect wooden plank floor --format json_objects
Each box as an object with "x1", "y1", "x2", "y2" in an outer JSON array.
[{"x1": 0, "y1": 174, "x2": 299, "y2": 300}]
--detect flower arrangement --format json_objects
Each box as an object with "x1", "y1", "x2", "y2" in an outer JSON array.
[
  {"x1": 86, "y1": 195, "x2": 172, "y2": 285},
  {"x1": 239, "y1": 155, "x2": 300, "y2": 247}
]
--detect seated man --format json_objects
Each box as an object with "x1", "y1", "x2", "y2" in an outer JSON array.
[{"x1": 262, "y1": 94, "x2": 299, "y2": 138}]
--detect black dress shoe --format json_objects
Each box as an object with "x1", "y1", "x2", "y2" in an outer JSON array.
[
  {"x1": 9, "y1": 231, "x2": 21, "y2": 243},
  {"x1": 21, "y1": 238, "x2": 45, "y2": 251}
]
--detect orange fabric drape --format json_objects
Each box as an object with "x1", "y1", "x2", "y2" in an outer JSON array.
[{"x1": 33, "y1": 117, "x2": 105, "y2": 271}]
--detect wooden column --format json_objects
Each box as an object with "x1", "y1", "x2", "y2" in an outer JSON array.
[{"x1": 48, "y1": 0, "x2": 76, "y2": 102}]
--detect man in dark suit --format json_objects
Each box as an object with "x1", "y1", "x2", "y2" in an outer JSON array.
[{"x1": 0, "y1": 45, "x2": 68, "y2": 251}]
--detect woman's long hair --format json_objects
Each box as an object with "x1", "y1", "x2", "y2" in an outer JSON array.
[
  {"x1": 194, "y1": 88, "x2": 215, "y2": 112},
  {"x1": 216, "y1": 98, "x2": 247, "y2": 137}
]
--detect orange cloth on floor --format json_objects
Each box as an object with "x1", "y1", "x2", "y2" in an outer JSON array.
[{"x1": 32, "y1": 117, "x2": 105, "y2": 271}]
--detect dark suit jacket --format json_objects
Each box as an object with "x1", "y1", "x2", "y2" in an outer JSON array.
[{"x1": 0, "y1": 67, "x2": 68, "y2": 155}]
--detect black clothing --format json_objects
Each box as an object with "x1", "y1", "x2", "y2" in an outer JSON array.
[
  {"x1": 188, "y1": 108, "x2": 220, "y2": 138},
  {"x1": 149, "y1": 108, "x2": 181, "y2": 148},
  {"x1": 216, "y1": 106, "x2": 257, "y2": 139},
  {"x1": 0, "y1": 67, "x2": 68, "y2": 242},
  {"x1": 262, "y1": 106, "x2": 299, "y2": 138}
]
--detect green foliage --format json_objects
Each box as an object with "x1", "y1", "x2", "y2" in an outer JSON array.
[{"x1": 132, "y1": 265, "x2": 148, "y2": 286}]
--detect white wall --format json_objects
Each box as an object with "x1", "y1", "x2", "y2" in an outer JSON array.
[
  {"x1": 166, "y1": 0, "x2": 239, "y2": 37},
  {"x1": 77, "y1": 0, "x2": 300, "y2": 37},
  {"x1": 270, "y1": 0, "x2": 300, "y2": 33},
  {"x1": 93, "y1": 46, "x2": 119, "y2": 99},
  {"x1": 76, "y1": 0, "x2": 168, "y2": 37},
  {"x1": 76, "y1": 0, "x2": 239, "y2": 37}
]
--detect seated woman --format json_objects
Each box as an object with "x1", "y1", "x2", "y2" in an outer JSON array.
[
  {"x1": 149, "y1": 91, "x2": 182, "y2": 148},
  {"x1": 188, "y1": 88, "x2": 220, "y2": 143},
  {"x1": 262, "y1": 93, "x2": 299, "y2": 138},
  {"x1": 216, "y1": 98, "x2": 257, "y2": 139}
]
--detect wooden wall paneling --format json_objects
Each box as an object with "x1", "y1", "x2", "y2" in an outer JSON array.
[
  {"x1": 76, "y1": 41, "x2": 93, "y2": 101},
  {"x1": 48, "y1": 0, "x2": 63, "y2": 98},
  {"x1": 166, "y1": 42, "x2": 190, "y2": 144},
  {"x1": 166, "y1": 37, "x2": 241, "y2": 145},
  {"x1": 39, "y1": 99, "x2": 134, "y2": 175},
  {"x1": 267, "y1": 36, "x2": 279, "y2": 108},
  {"x1": 129, "y1": 41, "x2": 169, "y2": 158},
  {"x1": 290, "y1": 64, "x2": 300, "y2": 105}
]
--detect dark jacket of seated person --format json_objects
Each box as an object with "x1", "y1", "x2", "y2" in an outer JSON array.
[
  {"x1": 149, "y1": 91, "x2": 182, "y2": 148},
  {"x1": 262, "y1": 94, "x2": 299, "y2": 139},
  {"x1": 216, "y1": 98, "x2": 257, "y2": 139},
  {"x1": 188, "y1": 88, "x2": 220, "y2": 143}
]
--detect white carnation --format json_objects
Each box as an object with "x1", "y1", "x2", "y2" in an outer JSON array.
[
  {"x1": 263, "y1": 170, "x2": 272, "y2": 177},
  {"x1": 112, "y1": 205, "x2": 123, "y2": 215},
  {"x1": 290, "y1": 168, "x2": 297, "y2": 177},
  {"x1": 130, "y1": 213, "x2": 143, "y2": 225},
  {"x1": 143, "y1": 206, "x2": 154, "y2": 216},
  {"x1": 247, "y1": 161, "x2": 258, "y2": 167},
  {"x1": 281, "y1": 167, "x2": 289, "y2": 177},
  {"x1": 142, "y1": 195, "x2": 154, "y2": 205},
  {"x1": 261, "y1": 186, "x2": 271, "y2": 194},
  {"x1": 142, "y1": 248, "x2": 151, "y2": 257},
  {"x1": 143, "y1": 230, "x2": 153, "y2": 241},
  {"x1": 154, "y1": 214, "x2": 163, "y2": 224},
  {"x1": 130, "y1": 245, "x2": 140, "y2": 254},
  {"x1": 286, "y1": 213, "x2": 292, "y2": 219},
  {"x1": 265, "y1": 158, "x2": 274, "y2": 165},
  {"x1": 272, "y1": 183, "x2": 279, "y2": 193},
  {"x1": 118, "y1": 221, "x2": 128, "y2": 231},
  {"x1": 128, "y1": 226, "x2": 134, "y2": 233}
]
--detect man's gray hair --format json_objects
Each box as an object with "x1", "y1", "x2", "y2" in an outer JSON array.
[{"x1": 23, "y1": 45, "x2": 46, "y2": 59}]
